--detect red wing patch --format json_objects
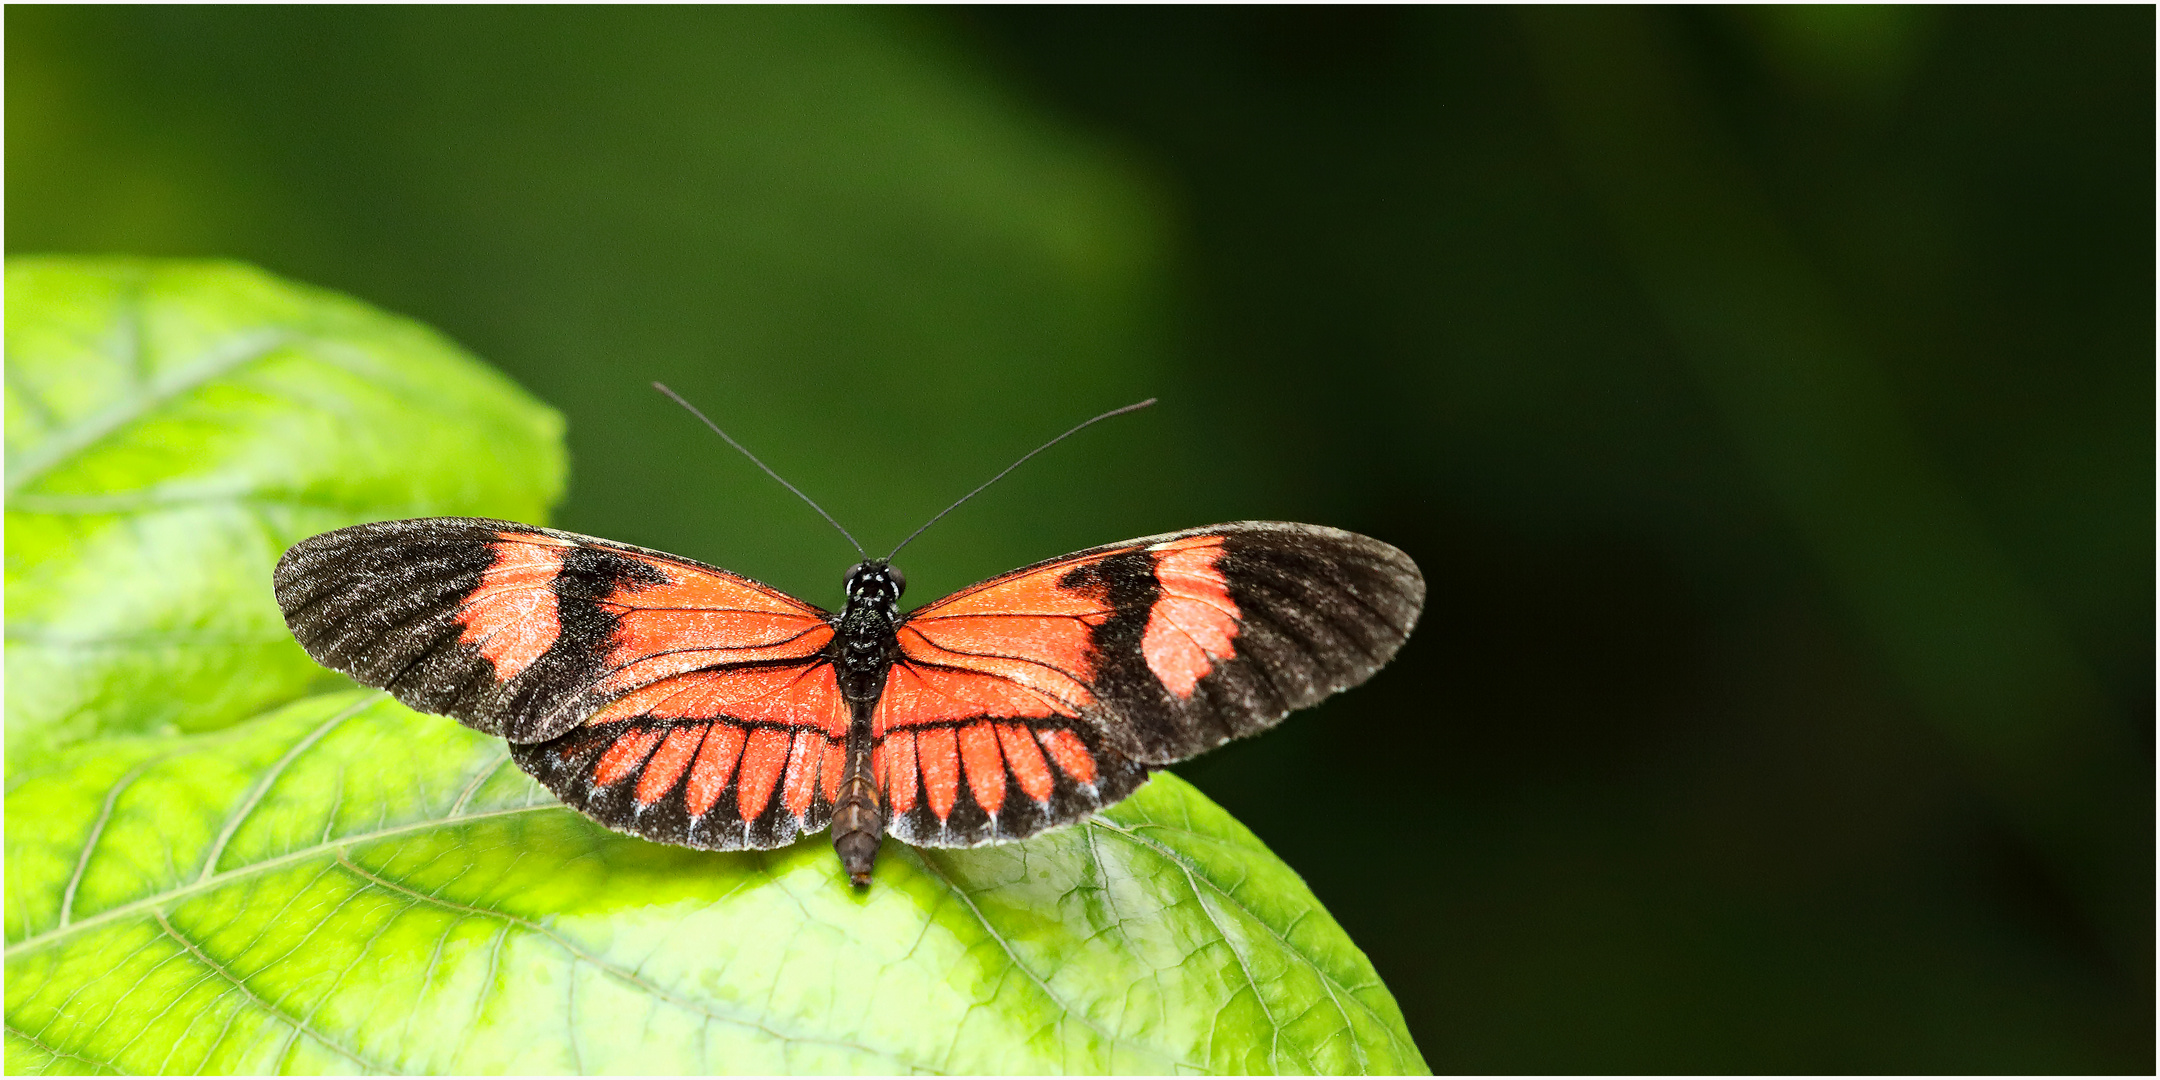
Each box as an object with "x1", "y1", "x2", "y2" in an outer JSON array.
[
  {"x1": 452, "y1": 533, "x2": 842, "y2": 724},
  {"x1": 957, "y1": 722, "x2": 1007, "y2": 817},
  {"x1": 588, "y1": 662, "x2": 846, "y2": 733},
  {"x1": 1140, "y1": 535, "x2": 1241, "y2": 698},
  {"x1": 872, "y1": 662, "x2": 1073, "y2": 730},
  {"x1": 636, "y1": 724, "x2": 707, "y2": 805},
  {"x1": 456, "y1": 531, "x2": 576, "y2": 680},
  {"x1": 594, "y1": 553, "x2": 834, "y2": 695},
  {"x1": 907, "y1": 550, "x2": 1136, "y2": 620},
  {"x1": 915, "y1": 726, "x2": 961, "y2": 823},
  {"x1": 686, "y1": 723, "x2": 747, "y2": 816},
  {"x1": 995, "y1": 722, "x2": 1055, "y2": 802},
  {"x1": 735, "y1": 726, "x2": 795, "y2": 821},
  {"x1": 881, "y1": 729, "x2": 919, "y2": 817},
  {"x1": 1036, "y1": 727, "x2": 1099, "y2": 786},
  {"x1": 781, "y1": 729, "x2": 829, "y2": 818},
  {"x1": 595, "y1": 725, "x2": 666, "y2": 787},
  {"x1": 875, "y1": 548, "x2": 1135, "y2": 732}
]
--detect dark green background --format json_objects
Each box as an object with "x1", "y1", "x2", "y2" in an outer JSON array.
[{"x1": 9, "y1": 6, "x2": 2151, "y2": 1072}]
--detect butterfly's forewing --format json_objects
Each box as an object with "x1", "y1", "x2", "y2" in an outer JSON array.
[
  {"x1": 878, "y1": 521, "x2": 1423, "y2": 847},
  {"x1": 275, "y1": 517, "x2": 847, "y2": 850}
]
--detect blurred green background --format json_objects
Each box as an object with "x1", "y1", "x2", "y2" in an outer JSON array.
[{"x1": 8, "y1": 5, "x2": 2150, "y2": 1072}]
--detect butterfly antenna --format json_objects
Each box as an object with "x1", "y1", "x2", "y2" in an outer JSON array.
[
  {"x1": 652, "y1": 382, "x2": 867, "y2": 559},
  {"x1": 885, "y1": 397, "x2": 1157, "y2": 563}
]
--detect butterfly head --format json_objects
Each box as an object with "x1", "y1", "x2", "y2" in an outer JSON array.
[{"x1": 844, "y1": 559, "x2": 906, "y2": 617}]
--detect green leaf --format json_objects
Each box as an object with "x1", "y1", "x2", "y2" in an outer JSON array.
[
  {"x1": 7, "y1": 692, "x2": 1423, "y2": 1074},
  {"x1": 4, "y1": 257, "x2": 566, "y2": 762},
  {"x1": 5, "y1": 256, "x2": 1424, "y2": 1073}
]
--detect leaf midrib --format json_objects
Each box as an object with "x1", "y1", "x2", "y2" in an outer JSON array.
[{"x1": 4, "y1": 802, "x2": 560, "y2": 958}]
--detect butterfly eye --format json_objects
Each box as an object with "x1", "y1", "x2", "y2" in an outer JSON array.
[
  {"x1": 843, "y1": 561, "x2": 874, "y2": 595},
  {"x1": 887, "y1": 566, "x2": 906, "y2": 597}
]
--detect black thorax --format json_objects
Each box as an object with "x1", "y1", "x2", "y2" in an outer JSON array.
[{"x1": 831, "y1": 560, "x2": 905, "y2": 706}]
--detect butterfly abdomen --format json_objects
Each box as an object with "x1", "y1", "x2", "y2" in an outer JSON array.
[{"x1": 830, "y1": 710, "x2": 883, "y2": 886}]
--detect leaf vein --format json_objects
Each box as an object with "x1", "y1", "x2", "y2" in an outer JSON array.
[
  {"x1": 5, "y1": 1021, "x2": 122, "y2": 1075},
  {"x1": 60, "y1": 755, "x2": 167, "y2": 928},
  {"x1": 130, "y1": 969, "x2": 228, "y2": 1070},
  {"x1": 909, "y1": 847, "x2": 1199, "y2": 1073},
  {"x1": 152, "y1": 909, "x2": 391, "y2": 1074},
  {"x1": 330, "y1": 852, "x2": 918, "y2": 1069},
  {"x1": 197, "y1": 694, "x2": 382, "y2": 882},
  {"x1": 6, "y1": 327, "x2": 292, "y2": 497},
  {"x1": 189, "y1": 991, "x2": 250, "y2": 1075},
  {"x1": 1090, "y1": 817, "x2": 1418, "y2": 1067}
]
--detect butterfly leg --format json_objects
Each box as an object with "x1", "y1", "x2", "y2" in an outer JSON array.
[{"x1": 831, "y1": 707, "x2": 883, "y2": 886}]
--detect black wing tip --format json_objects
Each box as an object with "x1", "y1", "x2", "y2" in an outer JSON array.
[{"x1": 1212, "y1": 519, "x2": 1426, "y2": 618}]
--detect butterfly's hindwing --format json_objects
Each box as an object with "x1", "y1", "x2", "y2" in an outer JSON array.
[
  {"x1": 874, "y1": 716, "x2": 1149, "y2": 848},
  {"x1": 512, "y1": 711, "x2": 847, "y2": 851}
]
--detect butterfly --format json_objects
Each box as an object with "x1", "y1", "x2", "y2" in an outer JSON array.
[{"x1": 272, "y1": 391, "x2": 1424, "y2": 886}]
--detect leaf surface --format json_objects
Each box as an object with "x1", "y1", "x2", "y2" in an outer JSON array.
[{"x1": 4, "y1": 258, "x2": 566, "y2": 762}]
